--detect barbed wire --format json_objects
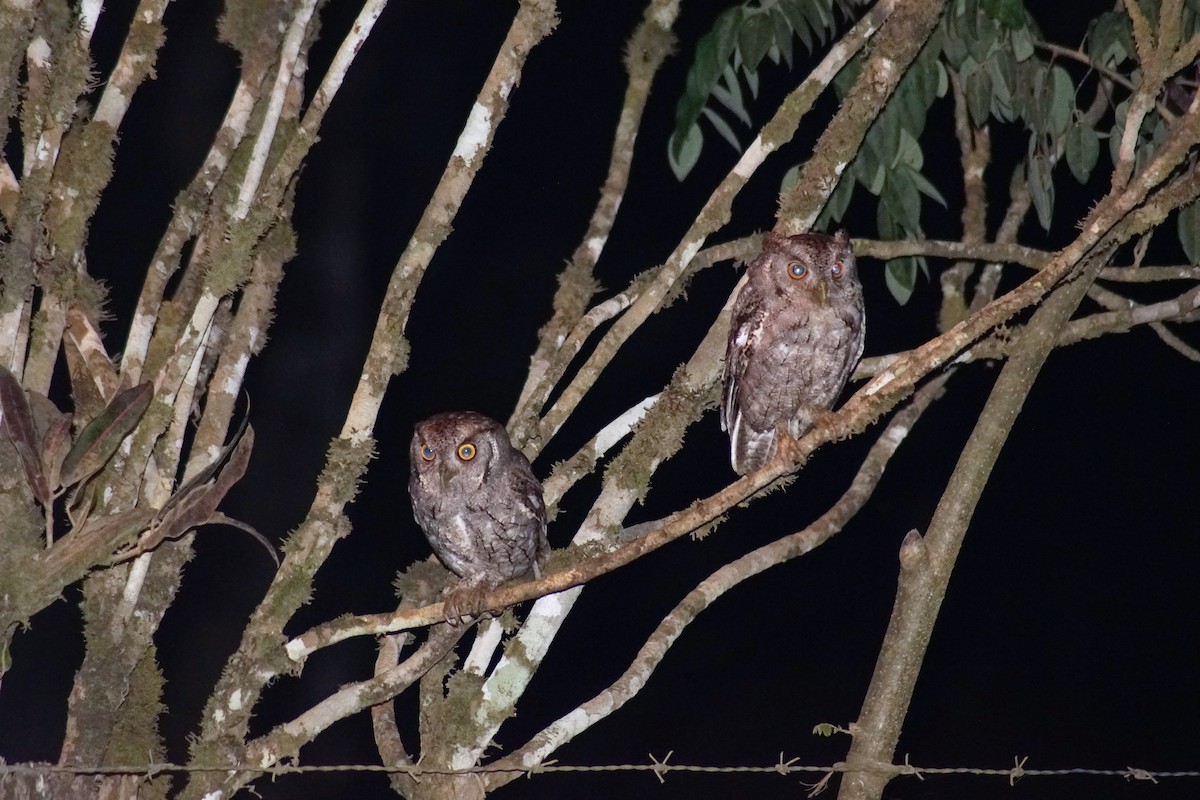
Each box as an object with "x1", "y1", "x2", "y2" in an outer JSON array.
[{"x1": 0, "y1": 754, "x2": 1193, "y2": 790}]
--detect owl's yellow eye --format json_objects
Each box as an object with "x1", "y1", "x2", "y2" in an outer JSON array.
[
  {"x1": 831, "y1": 260, "x2": 845, "y2": 279},
  {"x1": 457, "y1": 443, "x2": 476, "y2": 461},
  {"x1": 420, "y1": 446, "x2": 435, "y2": 461},
  {"x1": 787, "y1": 261, "x2": 807, "y2": 279}
]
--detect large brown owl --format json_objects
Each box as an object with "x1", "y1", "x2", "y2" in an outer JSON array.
[
  {"x1": 721, "y1": 230, "x2": 865, "y2": 475},
  {"x1": 409, "y1": 411, "x2": 549, "y2": 620}
]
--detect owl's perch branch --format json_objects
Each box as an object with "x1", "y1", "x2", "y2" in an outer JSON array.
[
  {"x1": 289, "y1": 99, "x2": 1200, "y2": 664},
  {"x1": 483, "y1": 375, "x2": 948, "y2": 789}
]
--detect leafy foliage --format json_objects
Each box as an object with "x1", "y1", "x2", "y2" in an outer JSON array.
[
  {"x1": 672, "y1": 0, "x2": 1198, "y2": 303},
  {"x1": 669, "y1": 0, "x2": 872, "y2": 180}
]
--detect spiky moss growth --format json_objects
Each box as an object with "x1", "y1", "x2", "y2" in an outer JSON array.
[
  {"x1": 218, "y1": 0, "x2": 287, "y2": 57},
  {"x1": 140, "y1": 300, "x2": 187, "y2": 382},
  {"x1": 623, "y1": 9, "x2": 676, "y2": 75},
  {"x1": 394, "y1": 558, "x2": 453, "y2": 605},
  {"x1": 606, "y1": 364, "x2": 718, "y2": 504},
  {"x1": 0, "y1": 428, "x2": 47, "y2": 633},
  {"x1": 106, "y1": 647, "x2": 170, "y2": 798},
  {"x1": 0, "y1": 9, "x2": 33, "y2": 149},
  {"x1": 44, "y1": 120, "x2": 115, "y2": 259},
  {"x1": 421, "y1": 667, "x2": 487, "y2": 766},
  {"x1": 317, "y1": 436, "x2": 376, "y2": 510}
]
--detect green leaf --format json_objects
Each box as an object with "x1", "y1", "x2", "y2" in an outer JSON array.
[
  {"x1": 711, "y1": 67, "x2": 751, "y2": 127},
  {"x1": 0, "y1": 366, "x2": 50, "y2": 505},
  {"x1": 982, "y1": 0, "x2": 1027, "y2": 28},
  {"x1": 1065, "y1": 122, "x2": 1100, "y2": 182},
  {"x1": 906, "y1": 164, "x2": 948, "y2": 206},
  {"x1": 1088, "y1": 12, "x2": 1132, "y2": 66},
  {"x1": 965, "y1": 65, "x2": 993, "y2": 125},
  {"x1": 885, "y1": 169, "x2": 922, "y2": 232},
  {"x1": 1049, "y1": 65, "x2": 1075, "y2": 136},
  {"x1": 1027, "y1": 150, "x2": 1055, "y2": 230},
  {"x1": 822, "y1": 169, "x2": 856, "y2": 224},
  {"x1": 60, "y1": 382, "x2": 154, "y2": 488},
  {"x1": 701, "y1": 107, "x2": 742, "y2": 152},
  {"x1": 777, "y1": 3, "x2": 812, "y2": 55},
  {"x1": 738, "y1": 12, "x2": 774, "y2": 73},
  {"x1": 668, "y1": 124, "x2": 703, "y2": 181},
  {"x1": 885, "y1": 257, "x2": 919, "y2": 304},
  {"x1": 1010, "y1": 25, "x2": 1035, "y2": 60},
  {"x1": 780, "y1": 163, "x2": 801, "y2": 194},
  {"x1": 1180, "y1": 200, "x2": 1200, "y2": 264}
]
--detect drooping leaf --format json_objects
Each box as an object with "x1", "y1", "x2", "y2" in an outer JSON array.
[
  {"x1": 668, "y1": 123, "x2": 704, "y2": 181},
  {"x1": 42, "y1": 414, "x2": 73, "y2": 495},
  {"x1": 738, "y1": 12, "x2": 774, "y2": 73},
  {"x1": 1179, "y1": 200, "x2": 1200, "y2": 264},
  {"x1": 886, "y1": 257, "x2": 919, "y2": 305},
  {"x1": 1048, "y1": 65, "x2": 1075, "y2": 136},
  {"x1": 982, "y1": 0, "x2": 1027, "y2": 28},
  {"x1": 1087, "y1": 12, "x2": 1132, "y2": 67},
  {"x1": 907, "y1": 164, "x2": 948, "y2": 206},
  {"x1": 1027, "y1": 149, "x2": 1055, "y2": 230},
  {"x1": 965, "y1": 64, "x2": 993, "y2": 125},
  {"x1": 0, "y1": 366, "x2": 50, "y2": 505},
  {"x1": 711, "y1": 66, "x2": 751, "y2": 127},
  {"x1": 59, "y1": 382, "x2": 154, "y2": 488},
  {"x1": 1010, "y1": 25, "x2": 1035, "y2": 60},
  {"x1": 702, "y1": 107, "x2": 742, "y2": 152},
  {"x1": 121, "y1": 425, "x2": 272, "y2": 566},
  {"x1": 1066, "y1": 121, "x2": 1100, "y2": 182}
]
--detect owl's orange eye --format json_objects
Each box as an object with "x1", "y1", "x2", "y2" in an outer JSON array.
[
  {"x1": 787, "y1": 261, "x2": 807, "y2": 279},
  {"x1": 420, "y1": 446, "x2": 435, "y2": 461},
  {"x1": 457, "y1": 443, "x2": 477, "y2": 461},
  {"x1": 831, "y1": 260, "x2": 845, "y2": 279}
]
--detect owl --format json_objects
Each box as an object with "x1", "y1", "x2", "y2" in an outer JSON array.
[
  {"x1": 409, "y1": 411, "x2": 549, "y2": 621},
  {"x1": 721, "y1": 229, "x2": 865, "y2": 475}
]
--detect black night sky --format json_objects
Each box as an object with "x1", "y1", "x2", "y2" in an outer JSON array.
[{"x1": 2, "y1": 1, "x2": 1199, "y2": 798}]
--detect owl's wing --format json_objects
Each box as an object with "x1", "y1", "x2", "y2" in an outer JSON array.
[{"x1": 723, "y1": 290, "x2": 774, "y2": 473}]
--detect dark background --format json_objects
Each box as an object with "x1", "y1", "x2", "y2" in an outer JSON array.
[{"x1": 2, "y1": 1, "x2": 1198, "y2": 798}]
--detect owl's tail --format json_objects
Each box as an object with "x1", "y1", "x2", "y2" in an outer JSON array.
[{"x1": 728, "y1": 413, "x2": 778, "y2": 476}]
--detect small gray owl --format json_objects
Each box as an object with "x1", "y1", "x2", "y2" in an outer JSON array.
[
  {"x1": 721, "y1": 230, "x2": 865, "y2": 475},
  {"x1": 409, "y1": 411, "x2": 549, "y2": 619}
]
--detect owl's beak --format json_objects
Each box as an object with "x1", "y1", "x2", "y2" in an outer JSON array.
[
  {"x1": 814, "y1": 281, "x2": 828, "y2": 306},
  {"x1": 437, "y1": 462, "x2": 456, "y2": 490}
]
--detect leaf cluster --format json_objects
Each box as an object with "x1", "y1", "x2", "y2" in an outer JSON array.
[
  {"x1": 671, "y1": 0, "x2": 1200, "y2": 301},
  {"x1": 668, "y1": 0, "x2": 872, "y2": 180}
]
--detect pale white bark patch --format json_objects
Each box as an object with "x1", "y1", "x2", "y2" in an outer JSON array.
[
  {"x1": 585, "y1": 234, "x2": 608, "y2": 262},
  {"x1": 733, "y1": 135, "x2": 768, "y2": 178},
  {"x1": 222, "y1": 354, "x2": 249, "y2": 394},
  {"x1": 452, "y1": 102, "x2": 493, "y2": 163},
  {"x1": 201, "y1": 792, "x2": 224, "y2": 800},
  {"x1": 27, "y1": 37, "x2": 50, "y2": 68},
  {"x1": 284, "y1": 638, "x2": 306, "y2": 661},
  {"x1": 228, "y1": 689, "x2": 244, "y2": 710},
  {"x1": 680, "y1": 239, "x2": 703, "y2": 266},
  {"x1": 594, "y1": 395, "x2": 657, "y2": 454}
]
